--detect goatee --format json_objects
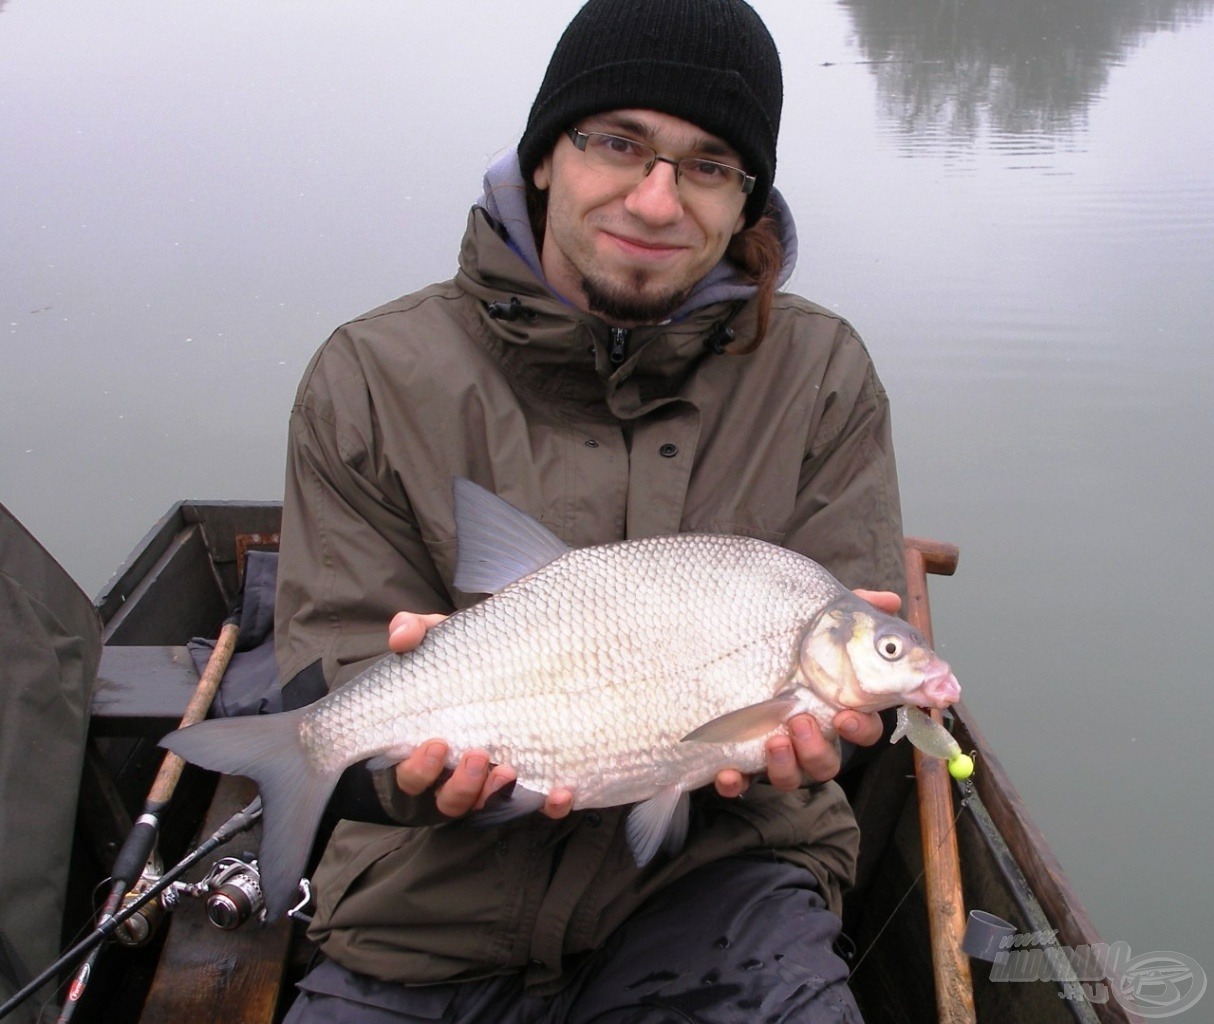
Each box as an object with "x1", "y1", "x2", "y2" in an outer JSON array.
[{"x1": 580, "y1": 270, "x2": 689, "y2": 326}]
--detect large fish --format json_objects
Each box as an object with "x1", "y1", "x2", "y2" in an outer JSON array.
[{"x1": 161, "y1": 479, "x2": 960, "y2": 918}]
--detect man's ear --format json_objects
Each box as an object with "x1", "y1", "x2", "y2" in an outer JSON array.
[{"x1": 533, "y1": 153, "x2": 552, "y2": 191}]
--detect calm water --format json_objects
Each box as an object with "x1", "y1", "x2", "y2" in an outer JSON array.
[{"x1": 3, "y1": 0, "x2": 1211, "y2": 1006}]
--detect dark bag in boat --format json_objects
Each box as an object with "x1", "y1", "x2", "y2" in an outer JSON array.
[
  {"x1": 0, "y1": 506, "x2": 102, "y2": 1024},
  {"x1": 187, "y1": 549, "x2": 285, "y2": 717}
]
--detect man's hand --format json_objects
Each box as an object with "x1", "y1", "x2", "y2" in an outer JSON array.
[
  {"x1": 712, "y1": 588, "x2": 901, "y2": 798},
  {"x1": 394, "y1": 739, "x2": 574, "y2": 819},
  {"x1": 386, "y1": 611, "x2": 573, "y2": 820}
]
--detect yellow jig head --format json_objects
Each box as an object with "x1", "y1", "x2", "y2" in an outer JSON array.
[{"x1": 892, "y1": 705, "x2": 975, "y2": 780}]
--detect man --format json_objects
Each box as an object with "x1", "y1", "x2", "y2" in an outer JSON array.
[{"x1": 275, "y1": 1, "x2": 904, "y2": 1020}]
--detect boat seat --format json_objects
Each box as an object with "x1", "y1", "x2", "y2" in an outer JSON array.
[{"x1": 91, "y1": 645, "x2": 200, "y2": 736}]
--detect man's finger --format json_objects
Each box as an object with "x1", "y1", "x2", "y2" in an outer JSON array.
[
  {"x1": 473, "y1": 765, "x2": 518, "y2": 811},
  {"x1": 433, "y1": 750, "x2": 491, "y2": 818},
  {"x1": 395, "y1": 739, "x2": 449, "y2": 796},
  {"x1": 787, "y1": 715, "x2": 843, "y2": 783},
  {"x1": 388, "y1": 612, "x2": 448, "y2": 654},
  {"x1": 541, "y1": 788, "x2": 575, "y2": 819},
  {"x1": 853, "y1": 588, "x2": 901, "y2": 615},
  {"x1": 713, "y1": 768, "x2": 750, "y2": 799},
  {"x1": 764, "y1": 734, "x2": 805, "y2": 791},
  {"x1": 834, "y1": 709, "x2": 883, "y2": 748}
]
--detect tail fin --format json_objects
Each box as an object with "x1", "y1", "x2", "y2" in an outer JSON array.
[{"x1": 160, "y1": 709, "x2": 337, "y2": 919}]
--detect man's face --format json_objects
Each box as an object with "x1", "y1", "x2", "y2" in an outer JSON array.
[{"x1": 532, "y1": 109, "x2": 749, "y2": 327}]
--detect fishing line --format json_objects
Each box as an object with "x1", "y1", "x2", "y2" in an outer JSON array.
[{"x1": 845, "y1": 769, "x2": 976, "y2": 981}]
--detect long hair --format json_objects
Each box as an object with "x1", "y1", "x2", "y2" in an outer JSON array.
[
  {"x1": 524, "y1": 183, "x2": 785, "y2": 351},
  {"x1": 724, "y1": 209, "x2": 783, "y2": 353}
]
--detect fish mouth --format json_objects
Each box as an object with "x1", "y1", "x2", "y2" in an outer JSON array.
[{"x1": 905, "y1": 660, "x2": 961, "y2": 708}]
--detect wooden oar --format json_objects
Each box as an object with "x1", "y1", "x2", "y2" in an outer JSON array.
[
  {"x1": 54, "y1": 619, "x2": 240, "y2": 1024},
  {"x1": 903, "y1": 537, "x2": 975, "y2": 1024}
]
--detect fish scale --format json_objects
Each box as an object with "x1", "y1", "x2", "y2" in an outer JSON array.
[{"x1": 162, "y1": 479, "x2": 960, "y2": 919}]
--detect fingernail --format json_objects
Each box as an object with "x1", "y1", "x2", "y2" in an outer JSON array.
[
  {"x1": 424, "y1": 741, "x2": 445, "y2": 768},
  {"x1": 770, "y1": 739, "x2": 793, "y2": 764},
  {"x1": 791, "y1": 717, "x2": 814, "y2": 740},
  {"x1": 466, "y1": 755, "x2": 488, "y2": 778},
  {"x1": 839, "y1": 717, "x2": 858, "y2": 737}
]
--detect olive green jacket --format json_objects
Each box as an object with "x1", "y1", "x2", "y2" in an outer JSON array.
[{"x1": 274, "y1": 203, "x2": 905, "y2": 990}]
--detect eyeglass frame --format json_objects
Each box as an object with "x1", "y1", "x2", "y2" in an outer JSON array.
[{"x1": 564, "y1": 126, "x2": 756, "y2": 196}]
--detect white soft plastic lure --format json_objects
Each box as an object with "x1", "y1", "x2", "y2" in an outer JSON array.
[{"x1": 891, "y1": 704, "x2": 974, "y2": 780}]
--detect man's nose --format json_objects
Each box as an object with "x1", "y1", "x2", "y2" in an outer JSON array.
[{"x1": 624, "y1": 159, "x2": 684, "y2": 224}]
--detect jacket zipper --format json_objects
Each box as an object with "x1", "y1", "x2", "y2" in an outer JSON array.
[{"x1": 608, "y1": 327, "x2": 630, "y2": 365}]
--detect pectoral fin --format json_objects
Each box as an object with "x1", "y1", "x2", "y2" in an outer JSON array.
[
  {"x1": 626, "y1": 785, "x2": 690, "y2": 866},
  {"x1": 681, "y1": 696, "x2": 801, "y2": 743}
]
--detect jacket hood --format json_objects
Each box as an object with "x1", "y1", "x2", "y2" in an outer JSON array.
[
  {"x1": 453, "y1": 206, "x2": 741, "y2": 414},
  {"x1": 475, "y1": 148, "x2": 798, "y2": 321}
]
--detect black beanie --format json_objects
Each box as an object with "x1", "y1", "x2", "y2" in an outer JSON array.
[{"x1": 518, "y1": 0, "x2": 783, "y2": 227}]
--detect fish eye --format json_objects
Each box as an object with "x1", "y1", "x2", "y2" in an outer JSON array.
[{"x1": 876, "y1": 633, "x2": 905, "y2": 661}]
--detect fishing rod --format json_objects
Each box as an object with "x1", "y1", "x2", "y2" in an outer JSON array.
[
  {"x1": 0, "y1": 797, "x2": 263, "y2": 1022},
  {"x1": 53, "y1": 618, "x2": 240, "y2": 1024}
]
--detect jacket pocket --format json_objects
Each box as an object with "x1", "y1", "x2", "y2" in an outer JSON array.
[{"x1": 308, "y1": 819, "x2": 541, "y2": 980}]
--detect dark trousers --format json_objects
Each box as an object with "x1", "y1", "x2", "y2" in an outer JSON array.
[{"x1": 282, "y1": 857, "x2": 862, "y2": 1023}]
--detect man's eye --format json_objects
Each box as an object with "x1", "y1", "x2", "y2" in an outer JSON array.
[{"x1": 599, "y1": 135, "x2": 641, "y2": 156}]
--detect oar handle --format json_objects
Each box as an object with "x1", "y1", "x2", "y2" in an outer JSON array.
[{"x1": 904, "y1": 538, "x2": 975, "y2": 1024}]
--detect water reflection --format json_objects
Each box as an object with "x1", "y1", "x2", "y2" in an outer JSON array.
[{"x1": 837, "y1": 0, "x2": 1214, "y2": 149}]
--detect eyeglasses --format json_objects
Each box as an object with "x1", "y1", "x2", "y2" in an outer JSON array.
[{"x1": 565, "y1": 126, "x2": 755, "y2": 200}]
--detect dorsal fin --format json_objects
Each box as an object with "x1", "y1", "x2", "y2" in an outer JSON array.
[{"x1": 452, "y1": 478, "x2": 571, "y2": 595}]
